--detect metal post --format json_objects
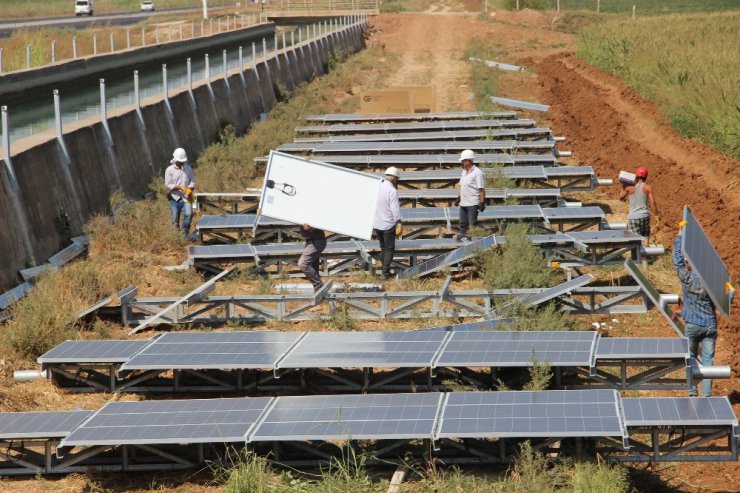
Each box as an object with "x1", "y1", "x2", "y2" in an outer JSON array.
[
  {"x1": 51, "y1": 40, "x2": 56, "y2": 63},
  {"x1": 53, "y1": 90, "x2": 71, "y2": 164},
  {"x1": 262, "y1": 38, "x2": 267, "y2": 61},
  {"x1": 238, "y1": 46, "x2": 243, "y2": 69},
  {"x1": 73, "y1": 37, "x2": 77, "y2": 59},
  {"x1": 167, "y1": 24, "x2": 172, "y2": 42},
  {"x1": 282, "y1": 32, "x2": 286, "y2": 53},
  {"x1": 191, "y1": 20, "x2": 195, "y2": 38},
  {"x1": 252, "y1": 42, "x2": 256, "y2": 67},
  {"x1": 299, "y1": 28, "x2": 302, "y2": 46},
  {"x1": 26, "y1": 44, "x2": 31, "y2": 68},
  {"x1": 274, "y1": 34, "x2": 278, "y2": 54},
  {"x1": 187, "y1": 58, "x2": 194, "y2": 100},
  {"x1": 210, "y1": 18, "x2": 213, "y2": 35},
  {"x1": 93, "y1": 34, "x2": 97, "y2": 55},
  {"x1": 141, "y1": 27, "x2": 146, "y2": 47},
  {"x1": 110, "y1": 32, "x2": 115, "y2": 52},
  {"x1": 155, "y1": 25, "x2": 159, "y2": 44},
  {"x1": 291, "y1": 30, "x2": 295, "y2": 48},
  {"x1": 162, "y1": 64, "x2": 172, "y2": 117},
  {"x1": 1, "y1": 106, "x2": 19, "y2": 189},
  {"x1": 127, "y1": 30, "x2": 131, "y2": 49},
  {"x1": 218, "y1": 17, "x2": 222, "y2": 33},
  {"x1": 99, "y1": 79, "x2": 112, "y2": 145},
  {"x1": 179, "y1": 23, "x2": 183, "y2": 40},
  {"x1": 204, "y1": 53, "x2": 210, "y2": 82},
  {"x1": 223, "y1": 49, "x2": 228, "y2": 78},
  {"x1": 0, "y1": 48, "x2": 3, "y2": 74},
  {"x1": 226, "y1": 16, "x2": 230, "y2": 31}
]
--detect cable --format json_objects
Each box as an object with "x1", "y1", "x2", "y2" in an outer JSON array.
[{"x1": 265, "y1": 179, "x2": 296, "y2": 196}]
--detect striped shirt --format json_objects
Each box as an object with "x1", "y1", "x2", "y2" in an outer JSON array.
[{"x1": 673, "y1": 235, "x2": 716, "y2": 327}]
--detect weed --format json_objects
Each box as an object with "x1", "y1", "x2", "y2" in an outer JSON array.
[
  {"x1": 570, "y1": 459, "x2": 630, "y2": 493},
  {"x1": 523, "y1": 352, "x2": 552, "y2": 390},
  {"x1": 503, "y1": 0, "x2": 548, "y2": 10},
  {"x1": 482, "y1": 162, "x2": 515, "y2": 189},
  {"x1": 327, "y1": 302, "x2": 356, "y2": 331},
  {"x1": 464, "y1": 38, "x2": 501, "y2": 112}
]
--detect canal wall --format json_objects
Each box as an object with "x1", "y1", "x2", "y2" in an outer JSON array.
[{"x1": 0, "y1": 16, "x2": 367, "y2": 290}]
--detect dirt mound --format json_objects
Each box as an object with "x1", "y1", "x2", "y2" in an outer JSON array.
[{"x1": 490, "y1": 8, "x2": 551, "y2": 26}]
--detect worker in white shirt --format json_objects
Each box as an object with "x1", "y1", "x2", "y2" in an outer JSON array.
[
  {"x1": 164, "y1": 147, "x2": 196, "y2": 236},
  {"x1": 372, "y1": 167, "x2": 402, "y2": 279},
  {"x1": 456, "y1": 149, "x2": 485, "y2": 242}
]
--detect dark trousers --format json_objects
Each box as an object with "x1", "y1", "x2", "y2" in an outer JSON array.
[
  {"x1": 459, "y1": 206, "x2": 479, "y2": 237},
  {"x1": 374, "y1": 227, "x2": 396, "y2": 277},
  {"x1": 298, "y1": 238, "x2": 326, "y2": 290}
]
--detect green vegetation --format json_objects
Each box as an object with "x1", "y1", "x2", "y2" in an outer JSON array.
[
  {"x1": 577, "y1": 12, "x2": 740, "y2": 159},
  {"x1": 504, "y1": 0, "x2": 548, "y2": 10},
  {"x1": 548, "y1": 0, "x2": 740, "y2": 14},
  {"x1": 464, "y1": 38, "x2": 501, "y2": 112}
]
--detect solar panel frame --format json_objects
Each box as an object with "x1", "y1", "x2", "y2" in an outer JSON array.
[
  {"x1": 622, "y1": 397, "x2": 738, "y2": 427},
  {"x1": 37, "y1": 340, "x2": 151, "y2": 364},
  {"x1": 276, "y1": 331, "x2": 447, "y2": 369},
  {"x1": 682, "y1": 206, "x2": 731, "y2": 316},
  {"x1": 522, "y1": 274, "x2": 594, "y2": 306},
  {"x1": 119, "y1": 332, "x2": 305, "y2": 371},
  {"x1": 295, "y1": 119, "x2": 537, "y2": 135},
  {"x1": 0, "y1": 410, "x2": 94, "y2": 439},
  {"x1": 250, "y1": 393, "x2": 443, "y2": 441},
  {"x1": 303, "y1": 111, "x2": 519, "y2": 123},
  {"x1": 594, "y1": 338, "x2": 689, "y2": 360},
  {"x1": 625, "y1": 259, "x2": 685, "y2": 336},
  {"x1": 437, "y1": 389, "x2": 625, "y2": 439},
  {"x1": 434, "y1": 331, "x2": 597, "y2": 367},
  {"x1": 397, "y1": 235, "x2": 497, "y2": 279},
  {"x1": 60, "y1": 397, "x2": 273, "y2": 446}
]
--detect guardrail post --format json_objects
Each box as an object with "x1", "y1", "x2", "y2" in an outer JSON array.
[
  {"x1": 252, "y1": 42, "x2": 257, "y2": 68},
  {"x1": 93, "y1": 34, "x2": 97, "y2": 55},
  {"x1": 141, "y1": 27, "x2": 146, "y2": 47},
  {"x1": 51, "y1": 40, "x2": 56, "y2": 63},
  {"x1": 238, "y1": 46, "x2": 246, "y2": 88},
  {"x1": 274, "y1": 34, "x2": 279, "y2": 55},
  {"x1": 191, "y1": 20, "x2": 195, "y2": 38},
  {"x1": 127, "y1": 30, "x2": 131, "y2": 49},
  {"x1": 155, "y1": 25, "x2": 160, "y2": 44},
  {"x1": 179, "y1": 23, "x2": 183, "y2": 40},
  {"x1": 218, "y1": 17, "x2": 222, "y2": 33},
  {"x1": 167, "y1": 24, "x2": 172, "y2": 42},
  {"x1": 262, "y1": 37, "x2": 267, "y2": 61},
  {"x1": 72, "y1": 37, "x2": 77, "y2": 59},
  {"x1": 1, "y1": 106, "x2": 19, "y2": 191},
  {"x1": 282, "y1": 33, "x2": 287, "y2": 53},
  {"x1": 201, "y1": 20, "x2": 205, "y2": 37},
  {"x1": 209, "y1": 18, "x2": 214, "y2": 35},
  {"x1": 26, "y1": 44, "x2": 31, "y2": 69},
  {"x1": 222, "y1": 49, "x2": 231, "y2": 93},
  {"x1": 0, "y1": 48, "x2": 3, "y2": 74},
  {"x1": 134, "y1": 70, "x2": 145, "y2": 128},
  {"x1": 99, "y1": 79, "x2": 113, "y2": 145},
  {"x1": 226, "y1": 16, "x2": 230, "y2": 31},
  {"x1": 186, "y1": 58, "x2": 196, "y2": 109},
  {"x1": 110, "y1": 32, "x2": 115, "y2": 52},
  {"x1": 291, "y1": 30, "x2": 295, "y2": 49},
  {"x1": 53, "y1": 90, "x2": 71, "y2": 165},
  {"x1": 162, "y1": 64, "x2": 173, "y2": 118}
]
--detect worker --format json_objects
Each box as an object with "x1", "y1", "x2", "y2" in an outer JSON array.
[
  {"x1": 164, "y1": 147, "x2": 196, "y2": 236},
  {"x1": 372, "y1": 167, "x2": 402, "y2": 279},
  {"x1": 456, "y1": 149, "x2": 486, "y2": 242},
  {"x1": 298, "y1": 224, "x2": 326, "y2": 291},
  {"x1": 673, "y1": 220, "x2": 735, "y2": 397},
  {"x1": 619, "y1": 166, "x2": 659, "y2": 243}
]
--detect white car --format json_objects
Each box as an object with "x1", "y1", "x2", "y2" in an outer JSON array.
[
  {"x1": 140, "y1": 1, "x2": 155, "y2": 11},
  {"x1": 75, "y1": 0, "x2": 93, "y2": 16}
]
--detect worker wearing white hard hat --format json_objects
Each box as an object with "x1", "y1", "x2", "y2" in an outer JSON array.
[
  {"x1": 164, "y1": 147, "x2": 196, "y2": 237},
  {"x1": 372, "y1": 166, "x2": 402, "y2": 279},
  {"x1": 456, "y1": 149, "x2": 486, "y2": 242}
]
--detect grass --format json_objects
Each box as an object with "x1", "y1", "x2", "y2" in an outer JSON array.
[
  {"x1": 547, "y1": 0, "x2": 740, "y2": 14},
  {"x1": 577, "y1": 11, "x2": 740, "y2": 159}
]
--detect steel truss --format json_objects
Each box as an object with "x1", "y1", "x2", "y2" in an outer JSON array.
[
  {"x1": 2, "y1": 427, "x2": 737, "y2": 476},
  {"x1": 112, "y1": 283, "x2": 654, "y2": 327}
]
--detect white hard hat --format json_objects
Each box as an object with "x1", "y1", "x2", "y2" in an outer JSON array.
[
  {"x1": 459, "y1": 149, "x2": 476, "y2": 162},
  {"x1": 384, "y1": 166, "x2": 400, "y2": 178},
  {"x1": 171, "y1": 147, "x2": 188, "y2": 164}
]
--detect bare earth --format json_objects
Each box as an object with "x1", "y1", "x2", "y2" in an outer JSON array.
[{"x1": 2, "y1": 9, "x2": 739, "y2": 493}]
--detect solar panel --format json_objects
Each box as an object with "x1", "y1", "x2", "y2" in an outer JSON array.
[
  {"x1": 37, "y1": 340, "x2": 150, "y2": 364},
  {"x1": 0, "y1": 410, "x2": 93, "y2": 439},
  {"x1": 0, "y1": 282, "x2": 32, "y2": 310},
  {"x1": 295, "y1": 119, "x2": 537, "y2": 134},
  {"x1": 435, "y1": 331, "x2": 597, "y2": 367},
  {"x1": 595, "y1": 338, "x2": 689, "y2": 359},
  {"x1": 437, "y1": 390, "x2": 624, "y2": 439},
  {"x1": 60, "y1": 397, "x2": 273, "y2": 446},
  {"x1": 309, "y1": 154, "x2": 557, "y2": 167},
  {"x1": 119, "y1": 332, "x2": 304, "y2": 371},
  {"x1": 498, "y1": 166, "x2": 548, "y2": 179},
  {"x1": 625, "y1": 259, "x2": 685, "y2": 336},
  {"x1": 415, "y1": 320, "x2": 502, "y2": 332},
  {"x1": 543, "y1": 206, "x2": 605, "y2": 221},
  {"x1": 622, "y1": 397, "x2": 738, "y2": 427},
  {"x1": 277, "y1": 331, "x2": 447, "y2": 368},
  {"x1": 545, "y1": 166, "x2": 594, "y2": 177},
  {"x1": 397, "y1": 235, "x2": 497, "y2": 279},
  {"x1": 682, "y1": 206, "x2": 731, "y2": 316},
  {"x1": 278, "y1": 140, "x2": 553, "y2": 154},
  {"x1": 299, "y1": 128, "x2": 553, "y2": 143},
  {"x1": 250, "y1": 393, "x2": 442, "y2": 441},
  {"x1": 490, "y1": 96, "x2": 550, "y2": 112}
]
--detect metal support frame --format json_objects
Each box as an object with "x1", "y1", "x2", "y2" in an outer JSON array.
[
  {"x1": 53, "y1": 90, "x2": 71, "y2": 165},
  {"x1": 99, "y1": 79, "x2": 113, "y2": 145},
  {"x1": 1, "y1": 106, "x2": 19, "y2": 190},
  {"x1": 162, "y1": 64, "x2": 173, "y2": 118}
]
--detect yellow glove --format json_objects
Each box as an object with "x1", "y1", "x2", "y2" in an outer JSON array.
[
  {"x1": 726, "y1": 282, "x2": 735, "y2": 294},
  {"x1": 678, "y1": 219, "x2": 687, "y2": 230},
  {"x1": 395, "y1": 223, "x2": 403, "y2": 236},
  {"x1": 183, "y1": 187, "x2": 195, "y2": 203}
]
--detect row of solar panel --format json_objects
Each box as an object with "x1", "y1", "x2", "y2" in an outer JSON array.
[
  {"x1": 196, "y1": 205, "x2": 605, "y2": 230},
  {"x1": 38, "y1": 329, "x2": 689, "y2": 372},
  {"x1": 294, "y1": 127, "x2": 554, "y2": 143},
  {"x1": 277, "y1": 139, "x2": 555, "y2": 154},
  {"x1": 0, "y1": 390, "x2": 735, "y2": 447},
  {"x1": 257, "y1": 154, "x2": 559, "y2": 166},
  {"x1": 186, "y1": 231, "x2": 644, "y2": 263},
  {"x1": 295, "y1": 118, "x2": 538, "y2": 135},
  {"x1": 303, "y1": 111, "x2": 519, "y2": 123}
]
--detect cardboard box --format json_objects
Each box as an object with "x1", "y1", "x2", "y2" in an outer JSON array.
[
  {"x1": 389, "y1": 85, "x2": 437, "y2": 113},
  {"x1": 618, "y1": 170, "x2": 636, "y2": 185},
  {"x1": 360, "y1": 90, "x2": 414, "y2": 114}
]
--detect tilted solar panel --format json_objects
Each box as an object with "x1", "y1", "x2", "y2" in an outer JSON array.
[
  {"x1": 595, "y1": 338, "x2": 688, "y2": 359},
  {"x1": 397, "y1": 235, "x2": 497, "y2": 279},
  {"x1": 622, "y1": 397, "x2": 737, "y2": 427},
  {"x1": 0, "y1": 410, "x2": 94, "y2": 439},
  {"x1": 250, "y1": 393, "x2": 442, "y2": 441},
  {"x1": 38, "y1": 340, "x2": 150, "y2": 364}
]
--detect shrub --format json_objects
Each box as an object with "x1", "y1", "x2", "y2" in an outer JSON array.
[{"x1": 503, "y1": 0, "x2": 549, "y2": 10}]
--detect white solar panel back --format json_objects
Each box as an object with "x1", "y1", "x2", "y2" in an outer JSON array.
[{"x1": 258, "y1": 151, "x2": 382, "y2": 240}]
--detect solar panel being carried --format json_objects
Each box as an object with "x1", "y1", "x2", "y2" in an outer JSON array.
[{"x1": 681, "y1": 206, "x2": 732, "y2": 316}]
